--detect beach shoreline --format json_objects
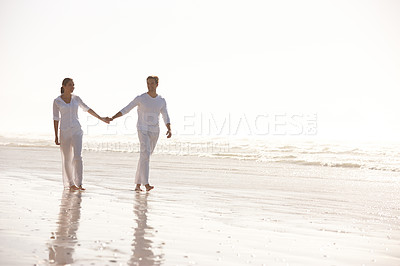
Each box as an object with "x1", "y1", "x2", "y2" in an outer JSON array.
[{"x1": 0, "y1": 145, "x2": 399, "y2": 265}]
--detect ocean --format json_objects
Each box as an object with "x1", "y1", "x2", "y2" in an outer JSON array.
[
  {"x1": 1, "y1": 133, "x2": 399, "y2": 173},
  {"x1": 1, "y1": 133, "x2": 399, "y2": 265}
]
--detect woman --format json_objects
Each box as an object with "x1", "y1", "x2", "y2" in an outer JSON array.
[
  {"x1": 110, "y1": 76, "x2": 171, "y2": 192},
  {"x1": 53, "y1": 78, "x2": 109, "y2": 190}
]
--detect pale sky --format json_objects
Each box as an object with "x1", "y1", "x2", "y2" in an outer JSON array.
[{"x1": 1, "y1": 0, "x2": 399, "y2": 141}]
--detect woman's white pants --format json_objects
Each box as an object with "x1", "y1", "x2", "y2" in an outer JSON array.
[
  {"x1": 135, "y1": 130, "x2": 159, "y2": 185},
  {"x1": 60, "y1": 127, "x2": 84, "y2": 188}
]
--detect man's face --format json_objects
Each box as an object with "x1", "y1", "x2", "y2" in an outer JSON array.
[{"x1": 147, "y1": 78, "x2": 158, "y2": 91}]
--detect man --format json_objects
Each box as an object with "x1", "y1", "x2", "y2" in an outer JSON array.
[{"x1": 110, "y1": 76, "x2": 171, "y2": 191}]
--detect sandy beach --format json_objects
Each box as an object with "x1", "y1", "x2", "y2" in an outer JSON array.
[
  {"x1": 0, "y1": 144, "x2": 399, "y2": 265},
  {"x1": 2, "y1": 0, "x2": 400, "y2": 264}
]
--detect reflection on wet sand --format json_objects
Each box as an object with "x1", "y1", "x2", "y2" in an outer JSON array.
[
  {"x1": 49, "y1": 190, "x2": 82, "y2": 265},
  {"x1": 129, "y1": 193, "x2": 164, "y2": 266}
]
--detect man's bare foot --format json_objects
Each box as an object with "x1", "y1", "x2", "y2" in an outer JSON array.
[
  {"x1": 145, "y1": 185, "x2": 154, "y2": 192},
  {"x1": 134, "y1": 188, "x2": 143, "y2": 192},
  {"x1": 79, "y1": 186, "x2": 86, "y2": 191},
  {"x1": 70, "y1": 185, "x2": 80, "y2": 191}
]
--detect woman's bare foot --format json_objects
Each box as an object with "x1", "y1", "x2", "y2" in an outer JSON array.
[
  {"x1": 70, "y1": 185, "x2": 80, "y2": 191},
  {"x1": 135, "y1": 185, "x2": 143, "y2": 192},
  {"x1": 145, "y1": 184, "x2": 154, "y2": 192},
  {"x1": 79, "y1": 186, "x2": 86, "y2": 191}
]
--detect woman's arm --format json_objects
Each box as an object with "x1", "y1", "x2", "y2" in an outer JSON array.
[
  {"x1": 54, "y1": 120, "x2": 60, "y2": 145},
  {"x1": 53, "y1": 100, "x2": 60, "y2": 145},
  {"x1": 88, "y1": 109, "x2": 110, "y2": 124},
  {"x1": 75, "y1": 96, "x2": 109, "y2": 123}
]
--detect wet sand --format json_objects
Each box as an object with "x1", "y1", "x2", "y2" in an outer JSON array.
[{"x1": 0, "y1": 145, "x2": 399, "y2": 265}]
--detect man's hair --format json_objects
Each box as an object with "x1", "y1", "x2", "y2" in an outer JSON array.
[{"x1": 147, "y1": 76, "x2": 159, "y2": 85}]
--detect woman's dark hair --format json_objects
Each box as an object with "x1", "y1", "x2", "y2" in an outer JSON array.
[{"x1": 61, "y1": 78, "x2": 73, "y2": 94}]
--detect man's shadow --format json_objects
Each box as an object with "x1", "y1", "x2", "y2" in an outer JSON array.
[
  {"x1": 129, "y1": 192, "x2": 164, "y2": 266},
  {"x1": 48, "y1": 190, "x2": 82, "y2": 265}
]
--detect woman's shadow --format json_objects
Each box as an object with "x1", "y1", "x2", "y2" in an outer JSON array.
[
  {"x1": 129, "y1": 192, "x2": 164, "y2": 266},
  {"x1": 48, "y1": 190, "x2": 82, "y2": 265}
]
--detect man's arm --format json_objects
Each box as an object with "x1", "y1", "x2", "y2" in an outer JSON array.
[
  {"x1": 111, "y1": 97, "x2": 140, "y2": 121},
  {"x1": 166, "y1": 123, "x2": 172, "y2": 138},
  {"x1": 111, "y1": 112, "x2": 123, "y2": 120}
]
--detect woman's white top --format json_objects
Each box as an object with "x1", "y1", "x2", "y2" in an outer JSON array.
[
  {"x1": 53, "y1": 94, "x2": 90, "y2": 130},
  {"x1": 120, "y1": 93, "x2": 170, "y2": 132}
]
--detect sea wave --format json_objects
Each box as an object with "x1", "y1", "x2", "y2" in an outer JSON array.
[
  {"x1": 1, "y1": 135, "x2": 399, "y2": 173},
  {"x1": 271, "y1": 159, "x2": 363, "y2": 169}
]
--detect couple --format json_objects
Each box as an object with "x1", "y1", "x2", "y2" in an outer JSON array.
[{"x1": 53, "y1": 76, "x2": 171, "y2": 192}]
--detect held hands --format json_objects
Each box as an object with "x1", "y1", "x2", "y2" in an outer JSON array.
[
  {"x1": 100, "y1": 117, "x2": 113, "y2": 124},
  {"x1": 55, "y1": 136, "x2": 60, "y2": 145},
  {"x1": 99, "y1": 115, "x2": 171, "y2": 138}
]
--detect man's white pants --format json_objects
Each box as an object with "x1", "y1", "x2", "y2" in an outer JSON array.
[
  {"x1": 135, "y1": 130, "x2": 159, "y2": 185},
  {"x1": 60, "y1": 127, "x2": 84, "y2": 188}
]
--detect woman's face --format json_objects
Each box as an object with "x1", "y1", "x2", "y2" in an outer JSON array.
[{"x1": 63, "y1": 80, "x2": 75, "y2": 94}]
